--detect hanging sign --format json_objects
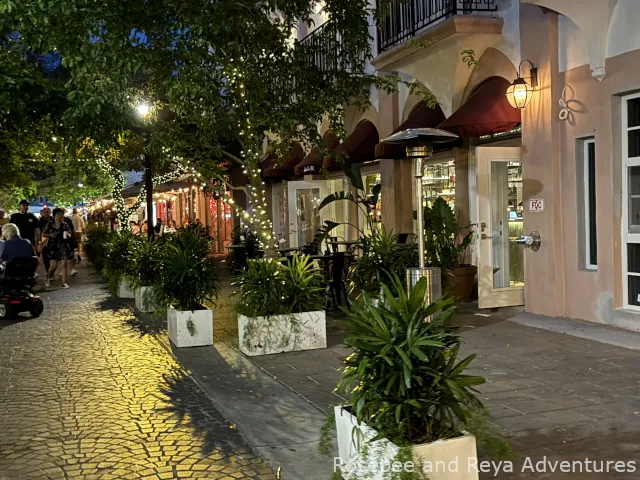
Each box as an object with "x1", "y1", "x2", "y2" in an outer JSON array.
[{"x1": 529, "y1": 198, "x2": 545, "y2": 212}]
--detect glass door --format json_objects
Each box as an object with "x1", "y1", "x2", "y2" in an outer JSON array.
[
  {"x1": 477, "y1": 147, "x2": 525, "y2": 308},
  {"x1": 287, "y1": 181, "x2": 328, "y2": 248}
]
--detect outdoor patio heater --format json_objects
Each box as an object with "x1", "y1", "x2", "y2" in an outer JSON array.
[{"x1": 381, "y1": 128, "x2": 459, "y2": 310}]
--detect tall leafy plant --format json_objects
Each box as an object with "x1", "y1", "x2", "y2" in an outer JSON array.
[
  {"x1": 319, "y1": 162, "x2": 381, "y2": 235},
  {"x1": 350, "y1": 225, "x2": 417, "y2": 293},
  {"x1": 127, "y1": 236, "x2": 162, "y2": 289},
  {"x1": 420, "y1": 197, "x2": 474, "y2": 268},
  {"x1": 83, "y1": 224, "x2": 110, "y2": 273},
  {"x1": 337, "y1": 274, "x2": 485, "y2": 445},
  {"x1": 233, "y1": 253, "x2": 324, "y2": 317},
  {"x1": 152, "y1": 229, "x2": 220, "y2": 311},
  {"x1": 101, "y1": 229, "x2": 138, "y2": 295}
]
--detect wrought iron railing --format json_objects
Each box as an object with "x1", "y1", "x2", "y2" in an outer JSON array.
[
  {"x1": 298, "y1": 21, "x2": 365, "y2": 73},
  {"x1": 377, "y1": 0, "x2": 498, "y2": 54}
]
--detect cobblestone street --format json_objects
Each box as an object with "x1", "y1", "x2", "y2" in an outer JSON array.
[{"x1": 0, "y1": 262, "x2": 276, "y2": 480}]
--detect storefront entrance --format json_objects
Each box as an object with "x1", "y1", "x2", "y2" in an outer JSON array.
[{"x1": 477, "y1": 147, "x2": 525, "y2": 308}]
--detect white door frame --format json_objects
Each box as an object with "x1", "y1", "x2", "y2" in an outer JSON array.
[{"x1": 476, "y1": 146, "x2": 525, "y2": 309}]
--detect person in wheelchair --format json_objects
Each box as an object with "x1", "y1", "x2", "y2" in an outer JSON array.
[{"x1": 0, "y1": 223, "x2": 43, "y2": 319}]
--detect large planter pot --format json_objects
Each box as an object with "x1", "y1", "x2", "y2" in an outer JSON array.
[
  {"x1": 167, "y1": 306, "x2": 213, "y2": 348},
  {"x1": 118, "y1": 277, "x2": 135, "y2": 299},
  {"x1": 135, "y1": 287, "x2": 156, "y2": 313},
  {"x1": 238, "y1": 311, "x2": 326, "y2": 356},
  {"x1": 443, "y1": 265, "x2": 477, "y2": 302},
  {"x1": 334, "y1": 406, "x2": 478, "y2": 480}
]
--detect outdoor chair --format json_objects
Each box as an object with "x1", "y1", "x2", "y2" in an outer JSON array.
[{"x1": 324, "y1": 252, "x2": 350, "y2": 312}]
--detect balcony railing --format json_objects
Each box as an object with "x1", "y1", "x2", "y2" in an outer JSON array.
[
  {"x1": 377, "y1": 0, "x2": 498, "y2": 54},
  {"x1": 298, "y1": 21, "x2": 365, "y2": 73}
]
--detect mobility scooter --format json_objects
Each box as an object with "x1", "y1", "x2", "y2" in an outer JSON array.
[{"x1": 0, "y1": 256, "x2": 44, "y2": 319}]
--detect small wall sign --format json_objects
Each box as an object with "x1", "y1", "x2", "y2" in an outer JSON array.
[{"x1": 529, "y1": 198, "x2": 545, "y2": 212}]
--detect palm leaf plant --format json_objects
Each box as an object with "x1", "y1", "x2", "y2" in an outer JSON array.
[
  {"x1": 336, "y1": 274, "x2": 485, "y2": 446},
  {"x1": 127, "y1": 236, "x2": 162, "y2": 290},
  {"x1": 232, "y1": 253, "x2": 324, "y2": 317},
  {"x1": 101, "y1": 229, "x2": 138, "y2": 295},
  {"x1": 151, "y1": 228, "x2": 220, "y2": 311}
]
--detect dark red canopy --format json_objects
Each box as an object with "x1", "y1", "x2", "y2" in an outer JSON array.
[
  {"x1": 262, "y1": 143, "x2": 304, "y2": 180},
  {"x1": 437, "y1": 76, "x2": 520, "y2": 138},
  {"x1": 375, "y1": 102, "x2": 446, "y2": 159},
  {"x1": 325, "y1": 121, "x2": 379, "y2": 170},
  {"x1": 294, "y1": 131, "x2": 340, "y2": 176}
]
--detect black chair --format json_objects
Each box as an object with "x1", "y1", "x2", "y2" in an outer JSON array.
[
  {"x1": 325, "y1": 253, "x2": 350, "y2": 312},
  {"x1": 397, "y1": 233, "x2": 410, "y2": 244}
]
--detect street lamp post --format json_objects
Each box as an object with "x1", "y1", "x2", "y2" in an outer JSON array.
[
  {"x1": 381, "y1": 128, "x2": 458, "y2": 310},
  {"x1": 136, "y1": 102, "x2": 154, "y2": 239}
]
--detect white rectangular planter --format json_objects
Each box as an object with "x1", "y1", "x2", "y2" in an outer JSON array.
[
  {"x1": 238, "y1": 311, "x2": 326, "y2": 356},
  {"x1": 118, "y1": 277, "x2": 134, "y2": 299},
  {"x1": 167, "y1": 306, "x2": 213, "y2": 348},
  {"x1": 135, "y1": 287, "x2": 156, "y2": 313},
  {"x1": 335, "y1": 406, "x2": 478, "y2": 480}
]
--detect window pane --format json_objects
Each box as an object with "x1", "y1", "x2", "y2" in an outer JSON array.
[
  {"x1": 629, "y1": 275, "x2": 640, "y2": 307},
  {"x1": 628, "y1": 97, "x2": 640, "y2": 128},
  {"x1": 629, "y1": 130, "x2": 640, "y2": 158},
  {"x1": 629, "y1": 244, "x2": 640, "y2": 273},
  {"x1": 587, "y1": 143, "x2": 597, "y2": 266},
  {"x1": 630, "y1": 167, "x2": 640, "y2": 233}
]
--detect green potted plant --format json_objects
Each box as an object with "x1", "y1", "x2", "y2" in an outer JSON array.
[
  {"x1": 101, "y1": 229, "x2": 138, "y2": 298},
  {"x1": 233, "y1": 253, "x2": 326, "y2": 356},
  {"x1": 350, "y1": 225, "x2": 417, "y2": 297},
  {"x1": 83, "y1": 224, "x2": 110, "y2": 273},
  {"x1": 151, "y1": 229, "x2": 221, "y2": 348},
  {"x1": 330, "y1": 275, "x2": 498, "y2": 479},
  {"x1": 128, "y1": 237, "x2": 161, "y2": 312},
  {"x1": 422, "y1": 197, "x2": 476, "y2": 302}
]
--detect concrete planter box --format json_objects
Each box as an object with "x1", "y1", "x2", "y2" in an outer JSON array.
[
  {"x1": 118, "y1": 277, "x2": 135, "y2": 299},
  {"x1": 135, "y1": 286, "x2": 156, "y2": 313},
  {"x1": 238, "y1": 311, "x2": 326, "y2": 356},
  {"x1": 167, "y1": 306, "x2": 213, "y2": 348},
  {"x1": 335, "y1": 406, "x2": 478, "y2": 480}
]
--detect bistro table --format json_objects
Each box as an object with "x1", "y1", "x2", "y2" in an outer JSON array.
[{"x1": 327, "y1": 240, "x2": 358, "y2": 254}]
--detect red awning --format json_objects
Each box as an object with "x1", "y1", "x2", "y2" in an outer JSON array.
[
  {"x1": 294, "y1": 131, "x2": 340, "y2": 176},
  {"x1": 437, "y1": 76, "x2": 520, "y2": 138},
  {"x1": 262, "y1": 143, "x2": 304, "y2": 180},
  {"x1": 375, "y1": 102, "x2": 446, "y2": 159},
  {"x1": 325, "y1": 121, "x2": 379, "y2": 170}
]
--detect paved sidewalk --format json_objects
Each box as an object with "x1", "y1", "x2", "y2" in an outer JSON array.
[
  {"x1": 0, "y1": 260, "x2": 276, "y2": 479},
  {"x1": 246, "y1": 304, "x2": 640, "y2": 479}
]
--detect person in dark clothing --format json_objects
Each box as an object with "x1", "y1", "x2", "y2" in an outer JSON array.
[
  {"x1": 42, "y1": 208, "x2": 74, "y2": 289},
  {"x1": 9, "y1": 200, "x2": 39, "y2": 249},
  {"x1": 0, "y1": 223, "x2": 35, "y2": 261},
  {"x1": 38, "y1": 207, "x2": 53, "y2": 273}
]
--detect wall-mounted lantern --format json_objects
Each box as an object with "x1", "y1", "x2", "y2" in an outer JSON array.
[{"x1": 506, "y1": 60, "x2": 538, "y2": 109}]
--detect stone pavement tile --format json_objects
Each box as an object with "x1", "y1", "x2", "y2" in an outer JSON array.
[
  {"x1": 477, "y1": 379, "x2": 547, "y2": 394},
  {"x1": 489, "y1": 407, "x2": 593, "y2": 433},
  {"x1": 501, "y1": 395, "x2": 600, "y2": 415},
  {"x1": 0, "y1": 260, "x2": 276, "y2": 480}
]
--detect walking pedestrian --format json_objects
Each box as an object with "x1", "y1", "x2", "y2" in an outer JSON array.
[
  {"x1": 71, "y1": 208, "x2": 85, "y2": 254},
  {"x1": 38, "y1": 207, "x2": 53, "y2": 274},
  {"x1": 43, "y1": 208, "x2": 74, "y2": 288},
  {"x1": 9, "y1": 200, "x2": 40, "y2": 251}
]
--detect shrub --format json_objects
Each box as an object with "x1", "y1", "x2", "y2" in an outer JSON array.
[
  {"x1": 151, "y1": 228, "x2": 220, "y2": 311},
  {"x1": 83, "y1": 224, "x2": 110, "y2": 273},
  {"x1": 337, "y1": 274, "x2": 485, "y2": 446},
  {"x1": 233, "y1": 253, "x2": 324, "y2": 317},
  {"x1": 127, "y1": 236, "x2": 162, "y2": 289},
  {"x1": 101, "y1": 230, "x2": 138, "y2": 295}
]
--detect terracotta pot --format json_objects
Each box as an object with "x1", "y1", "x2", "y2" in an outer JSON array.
[{"x1": 442, "y1": 265, "x2": 477, "y2": 302}]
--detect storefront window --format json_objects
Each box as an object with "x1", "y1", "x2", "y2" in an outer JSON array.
[
  {"x1": 362, "y1": 173, "x2": 382, "y2": 236},
  {"x1": 423, "y1": 161, "x2": 455, "y2": 209}
]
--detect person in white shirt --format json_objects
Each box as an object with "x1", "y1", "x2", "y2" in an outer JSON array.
[{"x1": 71, "y1": 208, "x2": 85, "y2": 253}]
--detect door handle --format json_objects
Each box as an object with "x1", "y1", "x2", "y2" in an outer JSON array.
[{"x1": 481, "y1": 234, "x2": 493, "y2": 239}]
